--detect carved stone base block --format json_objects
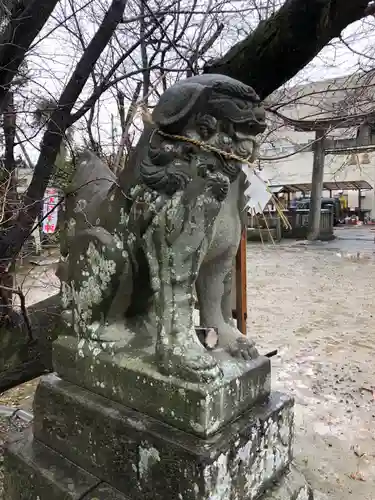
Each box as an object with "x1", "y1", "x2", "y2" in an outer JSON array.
[
  {"x1": 3, "y1": 374, "x2": 314, "y2": 500},
  {"x1": 53, "y1": 335, "x2": 271, "y2": 437},
  {"x1": 4, "y1": 431, "x2": 128, "y2": 499},
  {"x1": 4, "y1": 431, "x2": 312, "y2": 500}
]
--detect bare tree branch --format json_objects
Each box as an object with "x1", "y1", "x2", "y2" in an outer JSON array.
[
  {"x1": 70, "y1": 22, "x2": 159, "y2": 123},
  {"x1": 0, "y1": 0, "x2": 60, "y2": 113},
  {"x1": 0, "y1": 284, "x2": 33, "y2": 341},
  {"x1": 0, "y1": 0, "x2": 128, "y2": 264},
  {"x1": 113, "y1": 81, "x2": 141, "y2": 174}
]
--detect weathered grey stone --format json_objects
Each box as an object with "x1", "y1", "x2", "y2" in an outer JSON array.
[
  {"x1": 82, "y1": 484, "x2": 129, "y2": 500},
  {"x1": 58, "y1": 74, "x2": 267, "y2": 384},
  {"x1": 4, "y1": 429, "x2": 310, "y2": 500},
  {"x1": 3, "y1": 430, "x2": 100, "y2": 499},
  {"x1": 13, "y1": 409, "x2": 33, "y2": 423},
  {"x1": 53, "y1": 335, "x2": 271, "y2": 436},
  {"x1": 262, "y1": 465, "x2": 314, "y2": 500},
  {"x1": 33, "y1": 374, "x2": 293, "y2": 500}
]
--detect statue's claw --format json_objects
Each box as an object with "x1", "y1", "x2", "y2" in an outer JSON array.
[
  {"x1": 227, "y1": 336, "x2": 259, "y2": 361},
  {"x1": 157, "y1": 336, "x2": 222, "y2": 383},
  {"x1": 219, "y1": 327, "x2": 259, "y2": 361}
]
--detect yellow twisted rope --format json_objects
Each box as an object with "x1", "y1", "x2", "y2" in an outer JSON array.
[{"x1": 156, "y1": 129, "x2": 291, "y2": 230}]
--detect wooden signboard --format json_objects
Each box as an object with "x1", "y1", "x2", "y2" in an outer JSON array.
[{"x1": 232, "y1": 229, "x2": 247, "y2": 335}]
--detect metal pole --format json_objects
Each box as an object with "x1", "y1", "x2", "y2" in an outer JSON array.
[{"x1": 307, "y1": 129, "x2": 326, "y2": 240}]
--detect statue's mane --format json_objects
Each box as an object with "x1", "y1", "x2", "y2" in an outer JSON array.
[{"x1": 120, "y1": 74, "x2": 266, "y2": 196}]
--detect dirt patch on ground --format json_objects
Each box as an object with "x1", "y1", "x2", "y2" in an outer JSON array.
[
  {"x1": 248, "y1": 235, "x2": 375, "y2": 499},
  {"x1": 1, "y1": 233, "x2": 375, "y2": 498},
  {"x1": 0, "y1": 416, "x2": 32, "y2": 499},
  {"x1": 0, "y1": 380, "x2": 38, "y2": 498},
  {"x1": 0, "y1": 378, "x2": 39, "y2": 413}
]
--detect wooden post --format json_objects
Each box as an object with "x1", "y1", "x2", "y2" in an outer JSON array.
[
  {"x1": 308, "y1": 129, "x2": 326, "y2": 240},
  {"x1": 235, "y1": 229, "x2": 247, "y2": 335}
]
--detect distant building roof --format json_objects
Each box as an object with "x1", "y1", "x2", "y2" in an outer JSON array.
[
  {"x1": 270, "y1": 180, "x2": 373, "y2": 193},
  {"x1": 267, "y1": 71, "x2": 375, "y2": 130}
]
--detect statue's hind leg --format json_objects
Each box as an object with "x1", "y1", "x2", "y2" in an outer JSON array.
[
  {"x1": 220, "y1": 265, "x2": 259, "y2": 360},
  {"x1": 197, "y1": 252, "x2": 258, "y2": 361}
]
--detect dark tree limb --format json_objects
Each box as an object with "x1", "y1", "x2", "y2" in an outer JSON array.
[
  {"x1": 117, "y1": 90, "x2": 126, "y2": 136},
  {"x1": 0, "y1": 0, "x2": 128, "y2": 264},
  {"x1": 112, "y1": 81, "x2": 142, "y2": 174},
  {"x1": 0, "y1": 285, "x2": 33, "y2": 342},
  {"x1": 205, "y1": 0, "x2": 372, "y2": 99},
  {"x1": 186, "y1": 22, "x2": 225, "y2": 78},
  {"x1": 70, "y1": 22, "x2": 159, "y2": 123},
  {"x1": 0, "y1": 92, "x2": 18, "y2": 322},
  {"x1": 0, "y1": 0, "x2": 60, "y2": 113},
  {"x1": 365, "y1": 2, "x2": 375, "y2": 15}
]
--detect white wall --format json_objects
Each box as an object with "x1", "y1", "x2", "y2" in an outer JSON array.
[{"x1": 262, "y1": 132, "x2": 375, "y2": 216}]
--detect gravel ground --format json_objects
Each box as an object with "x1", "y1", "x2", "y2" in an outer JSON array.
[
  {"x1": 0, "y1": 228, "x2": 374, "y2": 498},
  {"x1": 0, "y1": 415, "x2": 32, "y2": 499},
  {"x1": 248, "y1": 228, "x2": 375, "y2": 499}
]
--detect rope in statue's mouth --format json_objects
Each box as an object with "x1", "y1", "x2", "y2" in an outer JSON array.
[
  {"x1": 155, "y1": 128, "x2": 291, "y2": 228},
  {"x1": 155, "y1": 129, "x2": 260, "y2": 167}
]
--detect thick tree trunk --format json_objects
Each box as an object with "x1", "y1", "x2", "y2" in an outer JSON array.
[
  {"x1": 0, "y1": 92, "x2": 18, "y2": 322},
  {"x1": 205, "y1": 0, "x2": 370, "y2": 99},
  {"x1": 0, "y1": 0, "x2": 60, "y2": 113}
]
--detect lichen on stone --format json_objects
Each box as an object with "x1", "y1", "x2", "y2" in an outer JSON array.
[
  {"x1": 119, "y1": 207, "x2": 129, "y2": 226},
  {"x1": 61, "y1": 282, "x2": 72, "y2": 309},
  {"x1": 67, "y1": 218, "x2": 76, "y2": 237},
  {"x1": 74, "y1": 199, "x2": 87, "y2": 213},
  {"x1": 70, "y1": 241, "x2": 117, "y2": 333},
  {"x1": 138, "y1": 442, "x2": 160, "y2": 480}
]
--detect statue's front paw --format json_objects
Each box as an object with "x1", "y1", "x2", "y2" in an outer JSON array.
[
  {"x1": 206, "y1": 171, "x2": 230, "y2": 202},
  {"x1": 219, "y1": 328, "x2": 259, "y2": 361},
  {"x1": 157, "y1": 336, "x2": 222, "y2": 383},
  {"x1": 226, "y1": 336, "x2": 259, "y2": 361}
]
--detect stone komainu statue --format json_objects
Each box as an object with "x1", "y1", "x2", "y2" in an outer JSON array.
[{"x1": 57, "y1": 74, "x2": 266, "y2": 383}]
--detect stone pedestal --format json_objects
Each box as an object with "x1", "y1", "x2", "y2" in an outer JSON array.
[
  {"x1": 53, "y1": 335, "x2": 271, "y2": 437},
  {"x1": 4, "y1": 369, "x2": 313, "y2": 499},
  {"x1": 4, "y1": 326, "x2": 313, "y2": 500}
]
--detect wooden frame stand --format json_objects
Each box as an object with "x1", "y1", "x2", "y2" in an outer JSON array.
[{"x1": 232, "y1": 229, "x2": 247, "y2": 335}]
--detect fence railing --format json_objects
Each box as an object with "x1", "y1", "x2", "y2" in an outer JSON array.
[{"x1": 248, "y1": 208, "x2": 334, "y2": 241}]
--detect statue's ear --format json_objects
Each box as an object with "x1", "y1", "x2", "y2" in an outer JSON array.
[{"x1": 152, "y1": 82, "x2": 208, "y2": 130}]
